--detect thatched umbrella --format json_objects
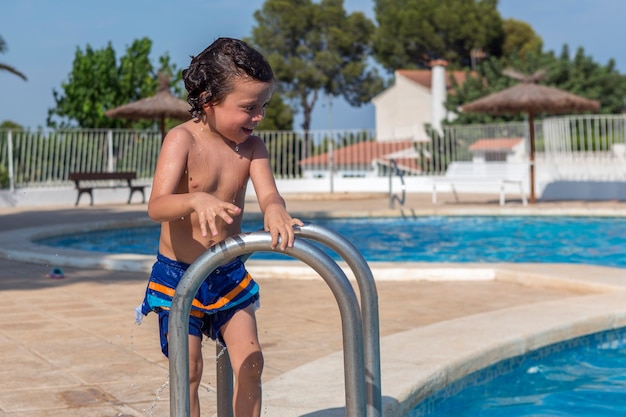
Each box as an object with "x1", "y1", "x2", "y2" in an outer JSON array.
[
  {"x1": 461, "y1": 69, "x2": 600, "y2": 204},
  {"x1": 105, "y1": 73, "x2": 191, "y2": 140}
]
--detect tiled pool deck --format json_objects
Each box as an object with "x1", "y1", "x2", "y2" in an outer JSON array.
[{"x1": 0, "y1": 192, "x2": 625, "y2": 416}]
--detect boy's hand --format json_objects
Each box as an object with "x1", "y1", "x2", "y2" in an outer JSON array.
[
  {"x1": 264, "y1": 205, "x2": 303, "y2": 250},
  {"x1": 193, "y1": 193, "x2": 242, "y2": 237}
]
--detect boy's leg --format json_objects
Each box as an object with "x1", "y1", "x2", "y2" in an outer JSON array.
[
  {"x1": 220, "y1": 304, "x2": 263, "y2": 417},
  {"x1": 188, "y1": 334, "x2": 203, "y2": 417}
]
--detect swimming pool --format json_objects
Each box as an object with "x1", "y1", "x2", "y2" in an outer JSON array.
[
  {"x1": 409, "y1": 327, "x2": 626, "y2": 416},
  {"x1": 36, "y1": 216, "x2": 626, "y2": 268}
]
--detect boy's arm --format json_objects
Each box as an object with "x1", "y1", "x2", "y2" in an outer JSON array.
[
  {"x1": 249, "y1": 138, "x2": 303, "y2": 250},
  {"x1": 147, "y1": 127, "x2": 195, "y2": 221}
]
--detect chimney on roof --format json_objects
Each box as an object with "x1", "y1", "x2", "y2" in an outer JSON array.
[{"x1": 430, "y1": 59, "x2": 448, "y2": 136}]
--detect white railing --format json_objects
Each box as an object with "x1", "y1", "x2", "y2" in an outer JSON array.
[
  {"x1": 542, "y1": 115, "x2": 626, "y2": 181},
  {"x1": 1, "y1": 115, "x2": 625, "y2": 193},
  {"x1": 0, "y1": 129, "x2": 162, "y2": 190}
]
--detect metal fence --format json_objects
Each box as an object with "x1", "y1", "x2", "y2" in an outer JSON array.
[
  {"x1": 541, "y1": 115, "x2": 626, "y2": 181},
  {"x1": 0, "y1": 129, "x2": 162, "y2": 190},
  {"x1": 1, "y1": 114, "x2": 625, "y2": 191}
]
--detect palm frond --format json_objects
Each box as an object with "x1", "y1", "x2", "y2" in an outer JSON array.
[{"x1": 0, "y1": 63, "x2": 27, "y2": 81}]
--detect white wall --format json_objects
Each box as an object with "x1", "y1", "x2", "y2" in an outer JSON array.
[
  {"x1": 3, "y1": 158, "x2": 623, "y2": 209},
  {"x1": 0, "y1": 186, "x2": 147, "y2": 208},
  {"x1": 0, "y1": 176, "x2": 532, "y2": 209},
  {"x1": 372, "y1": 74, "x2": 432, "y2": 141}
]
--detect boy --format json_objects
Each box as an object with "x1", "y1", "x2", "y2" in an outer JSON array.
[{"x1": 138, "y1": 37, "x2": 303, "y2": 417}]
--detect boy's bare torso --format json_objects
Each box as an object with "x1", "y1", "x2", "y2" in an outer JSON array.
[{"x1": 158, "y1": 124, "x2": 256, "y2": 263}]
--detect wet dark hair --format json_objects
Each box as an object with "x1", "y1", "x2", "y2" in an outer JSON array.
[{"x1": 183, "y1": 37, "x2": 274, "y2": 120}]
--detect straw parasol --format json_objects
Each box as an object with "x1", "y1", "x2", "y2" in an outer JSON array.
[
  {"x1": 461, "y1": 69, "x2": 600, "y2": 204},
  {"x1": 105, "y1": 72, "x2": 191, "y2": 140}
]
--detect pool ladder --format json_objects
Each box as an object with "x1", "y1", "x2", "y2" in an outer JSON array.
[
  {"x1": 388, "y1": 158, "x2": 406, "y2": 208},
  {"x1": 167, "y1": 223, "x2": 382, "y2": 417}
]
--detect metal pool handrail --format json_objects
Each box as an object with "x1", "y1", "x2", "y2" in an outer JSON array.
[
  {"x1": 294, "y1": 223, "x2": 382, "y2": 417},
  {"x1": 168, "y1": 225, "x2": 381, "y2": 417}
]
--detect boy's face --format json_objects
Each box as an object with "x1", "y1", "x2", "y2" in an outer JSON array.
[{"x1": 207, "y1": 77, "x2": 273, "y2": 144}]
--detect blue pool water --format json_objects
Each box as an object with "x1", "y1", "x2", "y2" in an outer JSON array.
[
  {"x1": 37, "y1": 216, "x2": 626, "y2": 267},
  {"x1": 409, "y1": 327, "x2": 626, "y2": 417}
]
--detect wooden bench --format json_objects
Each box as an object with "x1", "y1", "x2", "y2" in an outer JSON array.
[
  {"x1": 432, "y1": 162, "x2": 528, "y2": 206},
  {"x1": 68, "y1": 172, "x2": 146, "y2": 206}
]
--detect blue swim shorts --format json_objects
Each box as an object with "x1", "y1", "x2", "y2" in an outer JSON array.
[{"x1": 139, "y1": 253, "x2": 260, "y2": 357}]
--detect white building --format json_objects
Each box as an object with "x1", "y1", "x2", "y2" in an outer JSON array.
[{"x1": 371, "y1": 61, "x2": 473, "y2": 141}]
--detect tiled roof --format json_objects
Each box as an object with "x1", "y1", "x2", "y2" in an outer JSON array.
[
  {"x1": 396, "y1": 69, "x2": 474, "y2": 90},
  {"x1": 385, "y1": 157, "x2": 423, "y2": 173},
  {"x1": 299, "y1": 140, "x2": 418, "y2": 166},
  {"x1": 469, "y1": 138, "x2": 524, "y2": 151}
]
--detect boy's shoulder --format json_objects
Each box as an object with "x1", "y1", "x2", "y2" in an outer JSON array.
[
  {"x1": 163, "y1": 123, "x2": 197, "y2": 146},
  {"x1": 247, "y1": 134, "x2": 269, "y2": 153},
  {"x1": 248, "y1": 134, "x2": 264, "y2": 145}
]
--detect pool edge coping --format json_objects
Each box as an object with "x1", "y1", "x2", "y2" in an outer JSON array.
[{"x1": 260, "y1": 290, "x2": 626, "y2": 417}]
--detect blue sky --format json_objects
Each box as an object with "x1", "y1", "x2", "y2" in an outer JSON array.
[{"x1": 1, "y1": 0, "x2": 625, "y2": 130}]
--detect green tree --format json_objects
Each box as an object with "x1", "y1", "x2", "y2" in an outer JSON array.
[
  {"x1": 48, "y1": 42, "x2": 119, "y2": 128},
  {"x1": 0, "y1": 35, "x2": 27, "y2": 81},
  {"x1": 446, "y1": 50, "x2": 556, "y2": 124},
  {"x1": 249, "y1": 0, "x2": 384, "y2": 132},
  {"x1": 548, "y1": 45, "x2": 626, "y2": 114},
  {"x1": 501, "y1": 19, "x2": 543, "y2": 64},
  {"x1": 372, "y1": 0, "x2": 504, "y2": 72},
  {"x1": 47, "y1": 38, "x2": 179, "y2": 129},
  {"x1": 0, "y1": 120, "x2": 24, "y2": 130},
  {"x1": 445, "y1": 58, "x2": 511, "y2": 125},
  {"x1": 447, "y1": 44, "x2": 626, "y2": 125}
]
